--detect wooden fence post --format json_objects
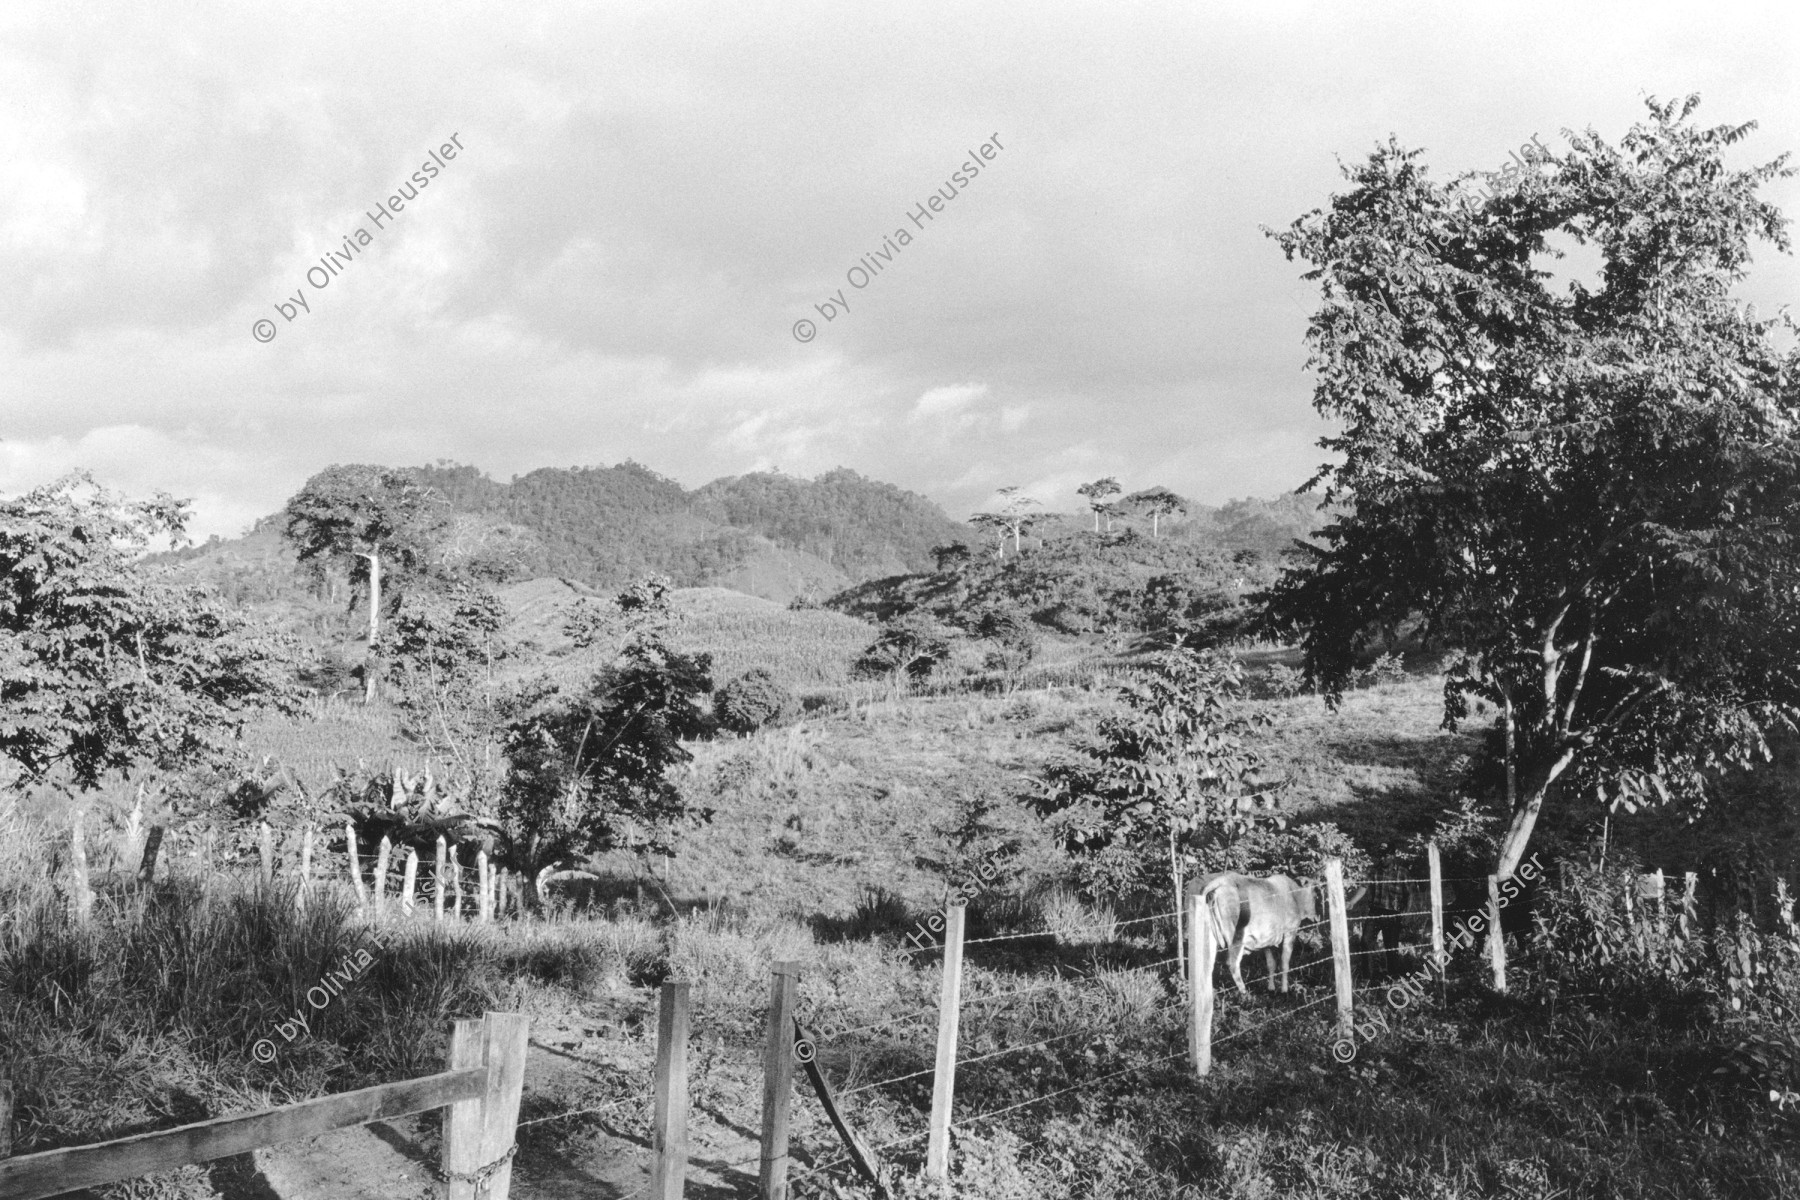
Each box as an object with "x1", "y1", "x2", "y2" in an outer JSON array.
[
  {"x1": 345, "y1": 821, "x2": 366, "y2": 915},
  {"x1": 450, "y1": 845, "x2": 464, "y2": 921},
  {"x1": 258, "y1": 821, "x2": 274, "y2": 886},
  {"x1": 652, "y1": 982, "x2": 691, "y2": 1200},
  {"x1": 1427, "y1": 843, "x2": 1445, "y2": 970},
  {"x1": 69, "y1": 812, "x2": 93, "y2": 927},
  {"x1": 926, "y1": 903, "x2": 967, "y2": 1182},
  {"x1": 373, "y1": 837, "x2": 392, "y2": 920},
  {"x1": 1487, "y1": 875, "x2": 1507, "y2": 993},
  {"x1": 1324, "y1": 858, "x2": 1353, "y2": 1041},
  {"x1": 137, "y1": 826, "x2": 165, "y2": 887},
  {"x1": 1188, "y1": 889, "x2": 1214, "y2": 1077},
  {"x1": 1171, "y1": 845, "x2": 1186, "y2": 985},
  {"x1": 441, "y1": 1013, "x2": 530, "y2": 1200},
  {"x1": 759, "y1": 961, "x2": 801, "y2": 1200},
  {"x1": 435, "y1": 837, "x2": 447, "y2": 923},
  {"x1": 401, "y1": 849, "x2": 419, "y2": 918},
  {"x1": 296, "y1": 825, "x2": 314, "y2": 914},
  {"x1": 477, "y1": 850, "x2": 492, "y2": 923}
]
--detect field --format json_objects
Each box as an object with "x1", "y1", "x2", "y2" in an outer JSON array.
[{"x1": 5, "y1": 616, "x2": 1800, "y2": 1199}]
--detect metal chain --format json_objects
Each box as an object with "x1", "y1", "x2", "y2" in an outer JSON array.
[{"x1": 433, "y1": 1142, "x2": 516, "y2": 1198}]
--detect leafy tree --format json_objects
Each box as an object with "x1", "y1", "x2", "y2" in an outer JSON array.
[
  {"x1": 1125, "y1": 486, "x2": 1187, "y2": 538},
  {"x1": 431, "y1": 511, "x2": 547, "y2": 583},
  {"x1": 0, "y1": 473, "x2": 299, "y2": 790},
  {"x1": 930, "y1": 542, "x2": 973, "y2": 573},
  {"x1": 714, "y1": 667, "x2": 794, "y2": 733},
  {"x1": 1259, "y1": 95, "x2": 1800, "y2": 880},
  {"x1": 993, "y1": 485, "x2": 1043, "y2": 553},
  {"x1": 1033, "y1": 646, "x2": 1283, "y2": 907},
  {"x1": 1077, "y1": 477, "x2": 1123, "y2": 532},
  {"x1": 498, "y1": 576, "x2": 714, "y2": 880},
  {"x1": 389, "y1": 582, "x2": 511, "y2": 801},
  {"x1": 853, "y1": 612, "x2": 956, "y2": 681},
  {"x1": 967, "y1": 512, "x2": 1010, "y2": 560},
  {"x1": 283, "y1": 464, "x2": 446, "y2": 701}
]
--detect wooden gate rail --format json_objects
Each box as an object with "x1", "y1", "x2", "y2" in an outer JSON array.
[{"x1": 0, "y1": 1011, "x2": 528, "y2": 1200}]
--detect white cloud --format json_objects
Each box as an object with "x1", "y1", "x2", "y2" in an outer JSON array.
[{"x1": 911, "y1": 382, "x2": 989, "y2": 421}]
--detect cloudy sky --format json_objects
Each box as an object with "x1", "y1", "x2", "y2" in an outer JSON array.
[{"x1": 4, "y1": 1, "x2": 1797, "y2": 539}]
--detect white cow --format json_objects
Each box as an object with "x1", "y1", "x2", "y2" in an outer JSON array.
[{"x1": 1188, "y1": 870, "x2": 1364, "y2": 994}]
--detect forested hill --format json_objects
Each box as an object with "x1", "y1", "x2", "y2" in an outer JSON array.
[
  {"x1": 692, "y1": 468, "x2": 966, "y2": 578},
  {"x1": 397, "y1": 462, "x2": 970, "y2": 592}
]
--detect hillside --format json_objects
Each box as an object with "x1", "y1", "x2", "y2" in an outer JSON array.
[{"x1": 410, "y1": 462, "x2": 967, "y2": 592}]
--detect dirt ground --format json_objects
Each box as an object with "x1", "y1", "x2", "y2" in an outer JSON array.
[{"x1": 201, "y1": 1012, "x2": 767, "y2": 1200}]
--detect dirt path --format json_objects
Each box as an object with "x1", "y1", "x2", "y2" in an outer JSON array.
[{"x1": 227, "y1": 1014, "x2": 766, "y2": 1200}]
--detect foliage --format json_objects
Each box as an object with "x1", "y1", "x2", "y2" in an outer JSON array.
[
  {"x1": 282, "y1": 463, "x2": 446, "y2": 600},
  {"x1": 714, "y1": 667, "x2": 795, "y2": 733},
  {"x1": 1189, "y1": 820, "x2": 1370, "y2": 882},
  {"x1": 1260, "y1": 663, "x2": 1306, "y2": 698},
  {"x1": 497, "y1": 577, "x2": 715, "y2": 875},
  {"x1": 1123, "y1": 485, "x2": 1188, "y2": 537},
  {"x1": 1260, "y1": 96, "x2": 1800, "y2": 878},
  {"x1": 0, "y1": 473, "x2": 300, "y2": 790},
  {"x1": 1076, "y1": 476, "x2": 1122, "y2": 532},
  {"x1": 1033, "y1": 647, "x2": 1284, "y2": 903},
  {"x1": 973, "y1": 604, "x2": 1039, "y2": 672},
  {"x1": 1362, "y1": 651, "x2": 1408, "y2": 688},
  {"x1": 831, "y1": 527, "x2": 1278, "y2": 641},
  {"x1": 388, "y1": 582, "x2": 511, "y2": 802},
  {"x1": 853, "y1": 612, "x2": 957, "y2": 681},
  {"x1": 428, "y1": 510, "x2": 548, "y2": 583},
  {"x1": 411, "y1": 461, "x2": 966, "y2": 589}
]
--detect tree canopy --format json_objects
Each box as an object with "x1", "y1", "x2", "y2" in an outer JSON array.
[
  {"x1": 0, "y1": 473, "x2": 298, "y2": 790},
  {"x1": 1259, "y1": 95, "x2": 1800, "y2": 878}
]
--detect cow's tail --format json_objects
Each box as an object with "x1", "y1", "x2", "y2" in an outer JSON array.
[{"x1": 1194, "y1": 875, "x2": 1238, "y2": 947}]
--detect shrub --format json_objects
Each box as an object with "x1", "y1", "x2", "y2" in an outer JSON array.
[
  {"x1": 713, "y1": 668, "x2": 794, "y2": 734},
  {"x1": 852, "y1": 613, "x2": 956, "y2": 681},
  {"x1": 1261, "y1": 663, "x2": 1305, "y2": 698}
]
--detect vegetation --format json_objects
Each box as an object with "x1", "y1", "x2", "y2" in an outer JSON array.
[
  {"x1": 1262, "y1": 95, "x2": 1800, "y2": 879},
  {"x1": 498, "y1": 578, "x2": 716, "y2": 878},
  {"x1": 714, "y1": 667, "x2": 795, "y2": 733},
  {"x1": 1033, "y1": 647, "x2": 1284, "y2": 906},
  {"x1": 0, "y1": 473, "x2": 298, "y2": 790}
]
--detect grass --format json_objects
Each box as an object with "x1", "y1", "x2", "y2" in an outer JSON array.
[{"x1": 7, "y1": 666, "x2": 1800, "y2": 1198}]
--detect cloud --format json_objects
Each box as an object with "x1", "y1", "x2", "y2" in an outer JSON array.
[
  {"x1": 0, "y1": 0, "x2": 1794, "y2": 532},
  {"x1": 911, "y1": 383, "x2": 989, "y2": 420}
]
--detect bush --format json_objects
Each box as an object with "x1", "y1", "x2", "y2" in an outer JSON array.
[
  {"x1": 1261, "y1": 663, "x2": 1305, "y2": 698},
  {"x1": 714, "y1": 668, "x2": 795, "y2": 734},
  {"x1": 852, "y1": 613, "x2": 956, "y2": 681}
]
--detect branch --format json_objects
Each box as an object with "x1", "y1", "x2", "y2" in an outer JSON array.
[{"x1": 1557, "y1": 615, "x2": 1597, "y2": 737}]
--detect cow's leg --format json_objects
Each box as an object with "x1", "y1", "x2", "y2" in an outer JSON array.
[
  {"x1": 1279, "y1": 934, "x2": 1294, "y2": 993},
  {"x1": 1263, "y1": 947, "x2": 1278, "y2": 992},
  {"x1": 1227, "y1": 935, "x2": 1249, "y2": 995}
]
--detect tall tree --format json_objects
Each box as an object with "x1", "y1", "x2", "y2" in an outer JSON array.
[
  {"x1": 0, "y1": 473, "x2": 298, "y2": 790},
  {"x1": 283, "y1": 465, "x2": 445, "y2": 701},
  {"x1": 1077, "y1": 477, "x2": 1123, "y2": 532},
  {"x1": 1033, "y1": 646, "x2": 1282, "y2": 909},
  {"x1": 1259, "y1": 96, "x2": 1800, "y2": 880},
  {"x1": 992, "y1": 485, "x2": 1043, "y2": 554},
  {"x1": 968, "y1": 511, "x2": 1010, "y2": 560},
  {"x1": 1126, "y1": 486, "x2": 1187, "y2": 538}
]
